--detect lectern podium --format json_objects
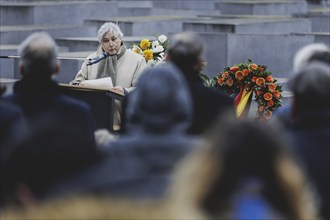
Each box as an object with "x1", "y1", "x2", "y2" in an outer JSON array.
[{"x1": 60, "y1": 84, "x2": 124, "y2": 131}]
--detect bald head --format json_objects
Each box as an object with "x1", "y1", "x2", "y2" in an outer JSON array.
[
  {"x1": 167, "y1": 32, "x2": 205, "y2": 77},
  {"x1": 18, "y1": 32, "x2": 59, "y2": 78},
  {"x1": 293, "y1": 43, "x2": 330, "y2": 74}
]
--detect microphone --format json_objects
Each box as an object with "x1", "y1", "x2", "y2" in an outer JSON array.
[{"x1": 86, "y1": 52, "x2": 109, "y2": 66}]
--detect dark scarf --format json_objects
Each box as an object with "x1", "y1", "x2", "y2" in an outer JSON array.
[{"x1": 96, "y1": 44, "x2": 127, "y2": 86}]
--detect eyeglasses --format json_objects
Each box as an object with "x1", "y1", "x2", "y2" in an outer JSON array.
[{"x1": 102, "y1": 37, "x2": 119, "y2": 45}]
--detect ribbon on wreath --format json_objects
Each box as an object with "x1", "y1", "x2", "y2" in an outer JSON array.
[{"x1": 235, "y1": 85, "x2": 253, "y2": 118}]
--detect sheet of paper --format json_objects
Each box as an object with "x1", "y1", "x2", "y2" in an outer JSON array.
[{"x1": 79, "y1": 77, "x2": 113, "y2": 90}]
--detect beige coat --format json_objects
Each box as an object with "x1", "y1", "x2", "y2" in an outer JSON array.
[
  {"x1": 72, "y1": 48, "x2": 146, "y2": 93},
  {"x1": 72, "y1": 48, "x2": 147, "y2": 130}
]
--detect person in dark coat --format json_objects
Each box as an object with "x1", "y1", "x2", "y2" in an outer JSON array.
[
  {"x1": 166, "y1": 32, "x2": 235, "y2": 135},
  {"x1": 272, "y1": 43, "x2": 330, "y2": 129},
  {"x1": 1, "y1": 32, "x2": 96, "y2": 149},
  {"x1": 0, "y1": 85, "x2": 27, "y2": 150},
  {"x1": 288, "y1": 61, "x2": 330, "y2": 220},
  {"x1": 1, "y1": 32, "x2": 102, "y2": 208}
]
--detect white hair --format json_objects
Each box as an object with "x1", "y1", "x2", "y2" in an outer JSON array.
[
  {"x1": 18, "y1": 32, "x2": 58, "y2": 77},
  {"x1": 97, "y1": 22, "x2": 124, "y2": 43},
  {"x1": 293, "y1": 43, "x2": 330, "y2": 74}
]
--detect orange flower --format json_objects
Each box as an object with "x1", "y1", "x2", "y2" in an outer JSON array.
[
  {"x1": 263, "y1": 111, "x2": 273, "y2": 120},
  {"x1": 252, "y1": 76, "x2": 258, "y2": 83},
  {"x1": 222, "y1": 71, "x2": 229, "y2": 78},
  {"x1": 259, "y1": 105, "x2": 265, "y2": 112},
  {"x1": 266, "y1": 75, "x2": 274, "y2": 82},
  {"x1": 235, "y1": 71, "x2": 244, "y2": 80},
  {"x1": 259, "y1": 67, "x2": 264, "y2": 71},
  {"x1": 273, "y1": 90, "x2": 281, "y2": 99},
  {"x1": 268, "y1": 83, "x2": 276, "y2": 92},
  {"x1": 143, "y1": 49, "x2": 153, "y2": 61},
  {"x1": 230, "y1": 66, "x2": 239, "y2": 72},
  {"x1": 256, "y1": 90, "x2": 264, "y2": 96},
  {"x1": 248, "y1": 63, "x2": 258, "y2": 71},
  {"x1": 226, "y1": 78, "x2": 233, "y2": 87},
  {"x1": 263, "y1": 92, "x2": 273, "y2": 101},
  {"x1": 256, "y1": 77, "x2": 265, "y2": 86},
  {"x1": 140, "y1": 39, "x2": 151, "y2": 50},
  {"x1": 242, "y1": 69, "x2": 249, "y2": 76},
  {"x1": 217, "y1": 77, "x2": 224, "y2": 85},
  {"x1": 267, "y1": 99, "x2": 274, "y2": 107}
]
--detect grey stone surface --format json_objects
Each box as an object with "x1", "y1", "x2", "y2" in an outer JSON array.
[
  {"x1": 84, "y1": 16, "x2": 196, "y2": 36},
  {"x1": 293, "y1": 32, "x2": 330, "y2": 46},
  {"x1": 152, "y1": 0, "x2": 218, "y2": 10},
  {"x1": 0, "y1": 1, "x2": 118, "y2": 25},
  {"x1": 306, "y1": 11, "x2": 330, "y2": 32},
  {"x1": 216, "y1": 0, "x2": 308, "y2": 16},
  {"x1": 199, "y1": 32, "x2": 314, "y2": 78},
  {"x1": 0, "y1": 24, "x2": 97, "y2": 44},
  {"x1": 0, "y1": 45, "x2": 19, "y2": 79},
  {"x1": 54, "y1": 51, "x2": 93, "y2": 84},
  {"x1": 183, "y1": 17, "x2": 311, "y2": 34}
]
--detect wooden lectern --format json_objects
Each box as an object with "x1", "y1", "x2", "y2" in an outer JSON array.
[{"x1": 60, "y1": 84, "x2": 124, "y2": 131}]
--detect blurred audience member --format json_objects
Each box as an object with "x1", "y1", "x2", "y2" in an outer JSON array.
[
  {"x1": 1, "y1": 32, "x2": 96, "y2": 148},
  {"x1": 166, "y1": 31, "x2": 235, "y2": 135},
  {"x1": 62, "y1": 63, "x2": 201, "y2": 199},
  {"x1": 1, "y1": 120, "x2": 102, "y2": 208},
  {"x1": 288, "y1": 61, "x2": 330, "y2": 220},
  {"x1": 0, "y1": 85, "x2": 27, "y2": 150},
  {"x1": 168, "y1": 117, "x2": 318, "y2": 220},
  {"x1": 272, "y1": 43, "x2": 330, "y2": 128}
]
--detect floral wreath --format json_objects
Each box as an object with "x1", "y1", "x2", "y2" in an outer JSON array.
[
  {"x1": 132, "y1": 34, "x2": 168, "y2": 66},
  {"x1": 211, "y1": 59, "x2": 283, "y2": 120}
]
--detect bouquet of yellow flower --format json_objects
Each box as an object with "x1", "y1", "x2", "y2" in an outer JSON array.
[
  {"x1": 212, "y1": 59, "x2": 283, "y2": 120},
  {"x1": 132, "y1": 35, "x2": 168, "y2": 66}
]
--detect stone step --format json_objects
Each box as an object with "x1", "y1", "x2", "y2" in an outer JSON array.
[
  {"x1": 55, "y1": 36, "x2": 156, "y2": 52},
  {"x1": 151, "y1": 0, "x2": 218, "y2": 10},
  {"x1": 198, "y1": 32, "x2": 314, "y2": 79},
  {"x1": 118, "y1": 7, "x2": 221, "y2": 17},
  {"x1": 0, "y1": 24, "x2": 97, "y2": 44},
  {"x1": 183, "y1": 16, "x2": 311, "y2": 34},
  {"x1": 293, "y1": 32, "x2": 330, "y2": 47},
  {"x1": 55, "y1": 51, "x2": 94, "y2": 84},
  {"x1": 0, "y1": 45, "x2": 19, "y2": 79},
  {"x1": 84, "y1": 15, "x2": 197, "y2": 36},
  {"x1": 117, "y1": 0, "x2": 221, "y2": 16},
  {"x1": 0, "y1": 44, "x2": 69, "y2": 79},
  {"x1": 216, "y1": 0, "x2": 308, "y2": 16},
  {"x1": 301, "y1": 7, "x2": 330, "y2": 32},
  {"x1": 0, "y1": 1, "x2": 118, "y2": 25},
  {"x1": 0, "y1": 50, "x2": 93, "y2": 84}
]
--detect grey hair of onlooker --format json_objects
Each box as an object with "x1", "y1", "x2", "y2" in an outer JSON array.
[
  {"x1": 293, "y1": 43, "x2": 330, "y2": 74},
  {"x1": 18, "y1": 32, "x2": 59, "y2": 78},
  {"x1": 126, "y1": 63, "x2": 193, "y2": 134},
  {"x1": 167, "y1": 32, "x2": 205, "y2": 78},
  {"x1": 289, "y1": 61, "x2": 330, "y2": 112},
  {"x1": 97, "y1": 22, "x2": 124, "y2": 43}
]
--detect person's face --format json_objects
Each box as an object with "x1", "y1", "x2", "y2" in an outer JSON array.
[{"x1": 101, "y1": 32, "x2": 122, "y2": 56}]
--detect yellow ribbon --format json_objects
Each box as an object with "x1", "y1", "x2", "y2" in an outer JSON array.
[{"x1": 236, "y1": 86, "x2": 253, "y2": 118}]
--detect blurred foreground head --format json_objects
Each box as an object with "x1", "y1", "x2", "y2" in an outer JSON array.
[
  {"x1": 126, "y1": 63, "x2": 192, "y2": 134},
  {"x1": 290, "y1": 61, "x2": 330, "y2": 113},
  {"x1": 293, "y1": 43, "x2": 329, "y2": 74},
  {"x1": 167, "y1": 32, "x2": 205, "y2": 78},
  {"x1": 18, "y1": 32, "x2": 60, "y2": 79},
  {"x1": 169, "y1": 117, "x2": 318, "y2": 220}
]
